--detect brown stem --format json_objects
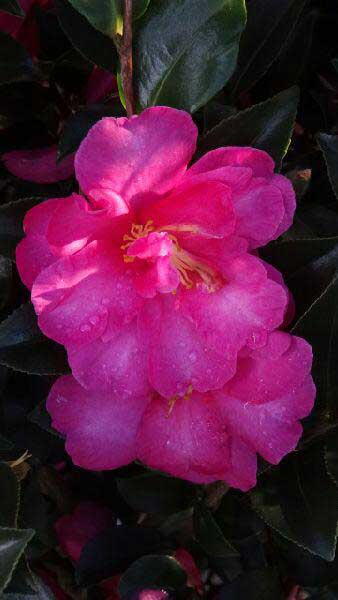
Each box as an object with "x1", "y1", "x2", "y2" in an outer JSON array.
[{"x1": 120, "y1": 0, "x2": 135, "y2": 117}]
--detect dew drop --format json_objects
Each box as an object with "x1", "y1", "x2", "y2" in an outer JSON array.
[
  {"x1": 80, "y1": 324, "x2": 91, "y2": 332},
  {"x1": 89, "y1": 315, "x2": 99, "y2": 325}
]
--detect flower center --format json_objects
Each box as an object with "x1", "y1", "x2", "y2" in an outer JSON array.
[{"x1": 121, "y1": 220, "x2": 221, "y2": 292}]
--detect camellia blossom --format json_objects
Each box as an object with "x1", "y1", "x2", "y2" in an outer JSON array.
[{"x1": 16, "y1": 106, "x2": 315, "y2": 488}]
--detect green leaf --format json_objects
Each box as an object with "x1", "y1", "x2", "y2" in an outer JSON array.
[
  {"x1": 0, "y1": 303, "x2": 69, "y2": 376},
  {"x1": 0, "y1": 33, "x2": 37, "y2": 85},
  {"x1": 216, "y1": 569, "x2": 283, "y2": 599},
  {"x1": 194, "y1": 503, "x2": 241, "y2": 580},
  {"x1": 0, "y1": 528, "x2": 34, "y2": 594},
  {"x1": 0, "y1": 197, "x2": 42, "y2": 258},
  {"x1": 0, "y1": 256, "x2": 12, "y2": 312},
  {"x1": 66, "y1": 0, "x2": 150, "y2": 37},
  {"x1": 0, "y1": 0, "x2": 24, "y2": 17},
  {"x1": 117, "y1": 472, "x2": 196, "y2": 514},
  {"x1": 194, "y1": 503, "x2": 239, "y2": 558},
  {"x1": 58, "y1": 106, "x2": 123, "y2": 162},
  {"x1": 118, "y1": 555, "x2": 187, "y2": 599},
  {"x1": 261, "y1": 236, "x2": 338, "y2": 279},
  {"x1": 135, "y1": 0, "x2": 247, "y2": 113},
  {"x1": 198, "y1": 86, "x2": 299, "y2": 167},
  {"x1": 278, "y1": 446, "x2": 338, "y2": 561},
  {"x1": 0, "y1": 463, "x2": 20, "y2": 528},
  {"x1": 231, "y1": 0, "x2": 308, "y2": 97},
  {"x1": 325, "y1": 434, "x2": 338, "y2": 489},
  {"x1": 56, "y1": 0, "x2": 117, "y2": 72},
  {"x1": 292, "y1": 273, "x2": 338, "y2": 415},
  {"x1": 252, "y1": 445, "x2": 338, "y2": 561},
  {"x1": 317, "y1": 134, "x2": 338, "y2": 200}
]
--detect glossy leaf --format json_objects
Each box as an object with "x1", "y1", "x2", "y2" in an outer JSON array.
[
  {"x1": 0, "y1": 0, "x2": 24, "y2": 16},
  {"x1": 0, "y1": 463, "x2": 20, "y2": 528},
  {"x1": 0, "y1": 528, "x2": 34, "y2": 594},
  {"x1": 231, "y1": 0, "x2": 307, "y2": 96},
  {"x1": 292, "y1": 273, "x2": 338, "y2": 414},
  {"x1": 252, "y1": 445, "x2": 338, "y2": 561},
  {"x1": 0, "y1": 33, "x2": 36, "y2": 85},
  {"x1": 317, "y1": 134, "x2": 338, "y2": 200},
  {"x1": 118, "y1": 555, "x2": 187, "y2": 598},
  {"x1": 0, "y1": 197, "x2": 42, "y2": 258},
  {"x1": 56, "y1": 0, "x2": 117, "y2": 72},
  {"x1": 198, "y1": 86, "x2": 299, "y2": 167},
  {"x1": 0, "y1": 303, "x2": 69, "y2": 376},
  {"x1": 117, "y1": 472, "x2": 196, "y2": 515},
  {"x1": 76, "y1": 526, "x2": 167, "y2": 585},
  {"x1": 278, "y1": 446, "x2": 338, "y2": 561},
  {"x1": 325, "y1": 434, "x2": 338, "y2": 489},
  {"x1": 66, "y1": 0, "x2": 150, "y2": 37},
  {"x1": 135, "y1": 0, "x2": 247, "y2": 112},
  {"x1": 216, "y1": 569, "x2": 283, "y2": 599}
]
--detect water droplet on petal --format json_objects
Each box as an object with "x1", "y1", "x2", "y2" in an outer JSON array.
[{"x1": 80, "y1": 324, "x2": 91, "y2": 333}]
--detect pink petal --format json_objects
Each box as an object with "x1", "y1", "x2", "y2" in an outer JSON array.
[
  {"x1": 127, "y1": 232, "x2": 179, "y2": 298},
  {"x1": 16, "y1": 197, "x2": 64, "y2": 289},
  {"x1": 179, "y1": 253, "x2": 288, "y2": 368},
  {"x1": 47, "y1": 375, "x2": 150, "y2": 470},
  {"x1": 68, "y1": 321, "x2": 150, "y2": 398},
  {"x1": 3, "y1": 146, "x2": 74, "y2": 183},
  {"x1": 139, "y1": 296, "x2": 237, "y2": 398},
  {"x1": 55, "y1": 501, "x2": 113, "y2": 562},
  {"x1": 189, "y1": 147, "x2": 275, "y2": 178},
  {"x1": 75, "y1": 107, "x2": 197, "y2": 208},
  {"x1": 136, "y1": 392, "x2": 230, "y2": 479},
  {"x1": 141, "y1": 178, "x2": 235, "y2": 239},
  {"x1": 188, "y1": 147, "x2": 296, "y2": 248},
  {"x1": 272, "y1": 173, "x2": 297, "y2": 237},
  {"x1": 46, "y1": 193, "x2": 128, "y2": 257},
  {"x1": 32, "y1": 240, "x2": 143, "y2": 347},
  {"x1": 216, "y1": 332, "x2": 316, "y2": 464},
  {"x1": 261, "y1": 259, "x2": 295, "y2": 327}
]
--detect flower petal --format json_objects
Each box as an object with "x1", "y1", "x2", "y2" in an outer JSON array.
[
  {"x1": 47, "y1": 375, "x2": 150, "y2": 470},
  {"x1": 139, "y1": 296, "x2": 237, "y2": 398},
  {"x1": 142, "y1": 178, "x2": 235, "y2": 239},
  {"x1": 75, "y1": 107, "x2": 197, "y2": 207},
  {"x1": 189, "y1": 147, "x2": 275, "y2": 178},
  {"x1": 216, "y1": 332, "x2": 315, "y2": 464},
  {"x1": 68, "y1": 320, "x2": 150, "y2": 398},
  {"x1": 3, "y1": 146, "x2": 74, "y2": 183},
  {"x1": 136, "y1": 392, "x2": 230, "y2": 479},
  {"x1": 16, "y1": 197, "x2": 64, "y2": 289},
  {"x1": 46, "y1": 193, "x2": 127, "y2": 256},
  {"x1": 32, "y1": 240, "x2": 142, "y2": 347}
]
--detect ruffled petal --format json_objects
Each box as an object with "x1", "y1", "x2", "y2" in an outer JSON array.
[
  {"x1": 16, "y1": 197, "x2": 65, "y2": 289},
  {"x1": 272, "y1": 173, "x2": 297, "y2": 237},
  {"x1": 136, "y1": 392, "x2": 230, "y2": 479},
  {"x1": 32, "y1": 240, "x2": 143, "y2": 347},
  {"x1": 47, "y1": 375, "x2": 150, "y2": 470},
  {"x1": 68, "y1": 321, "x2": 150, "y2": 398},
  {"x1": 139, "y1": 296, "x2": 237, "y2": 398},
  {"x1": 3, "y1": 146, "x2": 74, "y2": 183},
  {"x1": 46, "y1": 193, "x2": 127, "y2": 256},
  {"x1": 75, "y1": 107, "x2": 197, "y2": 208},
  {"x1": 179, "y1": 253, "x2": 288, "y2": 363},
  {"x1": 142, "y1": 178, "x2": 235, "y2": 239},
  {"x1": 189, "y1": 147, "x2": 275, "y2": 178},
  {"x1": 216, "y1": 332, "x2": 315, "y2": 464}
]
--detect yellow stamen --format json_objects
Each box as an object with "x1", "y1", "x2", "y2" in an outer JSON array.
[{"x1": 166, "y1": 385, "x2": 194, "y2": 418}]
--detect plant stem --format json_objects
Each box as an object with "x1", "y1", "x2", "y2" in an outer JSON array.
[{"x1": 120, "y1": 0, "x2": 135, "y2": 117}]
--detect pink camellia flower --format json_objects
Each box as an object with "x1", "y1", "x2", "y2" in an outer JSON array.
[
  {"x1": 55, "y1": 501, "x2": 113, "y2": 562},
  {"x1": 47, "y1": 330, "x2": 314, "y2": 491},
  {"x1": 16, "y1": 106, "x2": 315, "y2": 487}
]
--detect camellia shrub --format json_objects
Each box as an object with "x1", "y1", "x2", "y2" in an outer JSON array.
[{"x1": 0, "y1": 0, "x2": 338, "y2": 598}]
